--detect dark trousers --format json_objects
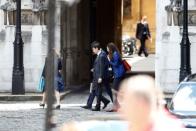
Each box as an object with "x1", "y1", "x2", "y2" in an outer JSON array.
[
  {"x1": 95, "y1": 83, "x2": 109, "y2": 108},
  {"x1": 103, "y1": 79, "x2": 113, "y2": 102},
  {"x1": 86, "y1": 81, "x2": 110, "y2": 108},
  {"x1": 138, "y1": 37, "x2": 148, "y2": 57},
  {"x1": 87, "y1": 90, "x2": 95, "y2": 108}
]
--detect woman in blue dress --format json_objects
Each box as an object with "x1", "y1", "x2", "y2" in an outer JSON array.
[
  {"x1": 107, "y1": 42, "x2": 125, "y2": 112},
  {"x1": 39, "y1": 49, "x2": 64, "y2": 109}
]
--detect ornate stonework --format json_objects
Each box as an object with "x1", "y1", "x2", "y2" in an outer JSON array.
[
  {"x1": 188, "y1": 10, "x2": 196, "y2": 26},
  {"x1": 156, "y1": 0, "x2": 196, "y2": 93},
  {"x1": 0, "y1": 0, "x2": 48, "y2": 25},
  {"x1": 165, "y1": 0, "x2": 196, "y2": 26}
]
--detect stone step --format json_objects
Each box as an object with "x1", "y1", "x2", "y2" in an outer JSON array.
[{"x1": 0, "y1": 90, "x2": 71, "y2": 101}]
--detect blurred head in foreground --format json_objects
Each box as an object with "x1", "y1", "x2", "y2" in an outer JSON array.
[
  {"x1": 118, "y1": 75, "x2": 184, "y2": 131},
  {"x1": 118, "y1": 75, "x2": 161, "y2": 122},
  {"x1": 60, "y1": 75, "x2": 184, "y2": 131},
  {"x1": 60, "y1": 122, "x2": 77, "y2": 131}
]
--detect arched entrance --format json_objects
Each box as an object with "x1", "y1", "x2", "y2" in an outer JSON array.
[{"x1": 61, "y1": 0, "x2": 156, "y2": 87}]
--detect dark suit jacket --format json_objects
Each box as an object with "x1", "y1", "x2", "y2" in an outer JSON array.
[
  {"x1": 136, "y1": 22, "x2": 151, "y2": 40},
  {"x1": 93, "y1": 50, "x2": 109, "y2": 82}
]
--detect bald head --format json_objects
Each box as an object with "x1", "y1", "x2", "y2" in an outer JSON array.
[
  {"x1": 118, "y1": 75, "x2": 163, "y2": 122},
  {"x1": 122, "y1": 75, "x2": 156, "y2": 104}
]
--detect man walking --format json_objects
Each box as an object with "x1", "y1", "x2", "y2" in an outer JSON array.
[
  {"x1": 86, "y1": 41, "x2": 110, "y2": 111},
  {"x1": 81, "y1": 42, "x2": 113, "y2": 110},
  {"x1": 136, "y1": 16, "x2": 152, "y2": 57}
]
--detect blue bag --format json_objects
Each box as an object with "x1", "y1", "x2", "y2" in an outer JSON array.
[{"x1": 38, "y1": 76, "x2": 45, "y2": 92}]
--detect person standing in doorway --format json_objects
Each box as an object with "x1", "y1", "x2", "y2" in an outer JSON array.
[{"x1": 136, "y1": 16, "x2": 152, "y2": 57}]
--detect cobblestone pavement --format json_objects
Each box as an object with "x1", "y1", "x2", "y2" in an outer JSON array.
[
  {"x1": 0, "y1": 89, "x2": 193, "y2": 131},
  {"x1": 0, "y1": 91, "x2": 116, "y2": 131}
]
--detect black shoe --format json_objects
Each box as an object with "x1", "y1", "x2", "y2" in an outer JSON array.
[
  {"x1": 39, "y1": 103, "x2": 45, "y2": 109},
  {"x1": 55, "y1": 105, "x2": 60, "y2": 109},
  {"x1": 81, "y1": 105, "x2": 92, "y2": 110},
  {"x1": 145, "y1": 54, "x2": 149, "y2": 57},
  {"x1": 92, "y1": 107, "x2": 100, "y2": 111},
  {"x1": 103, "y1": 101, "x2": 110, "y2": 109},
  {"x1": 48, "y1": 122, "x2": 56, "y2": 128}
]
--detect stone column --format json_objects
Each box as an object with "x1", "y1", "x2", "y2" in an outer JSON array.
[
  {"x1": 61, "y1": 4, "x2": 78, "y2": 86},
  {"x1": 64, "y1": 3, "x2": 79, "y2": 86},
  {"x1": 3, "y1": 10, "x2": 7, "y2": 25},
  {"x1": 44, "y1": 10, "x2": 47, "y2": 25},
  {"x1": 77, "y1": 0, "x2": 91, "y2": 84},
  {"x1": 13, "y1": 10, "x2": 16, "y2": 24},
  {"x1": 32, "y1": 12, "x2": 41, "y2": 25},
  {"x1": 40, "y1": 10, "x2": 47, "y2": 25},
  {"x1": 55, "y1": 1, "x2": 61, "y2": 51},
  {"x1": 61, "y1": 2, "x2": 67, "y2": 85},
  {"x1": 8, "y1": 11, "x2": 14, "y2": 25},
  {"x1": 40, "y1": 11, "x2": 45, "y2": 25},
  {"x1": 61, "y1": 0, "x2": 91, "y2": 87}
]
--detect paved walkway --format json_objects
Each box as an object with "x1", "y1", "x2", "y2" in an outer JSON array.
[
  {"x1": 123, "y1": 54, "x2": 155, "y2": 72},
  {"x1": 0, "y1": 82, "x2": 189, "y2": 131},
  {"x1": 0, "y1": 91, "x2": 118, "y2": 131}
]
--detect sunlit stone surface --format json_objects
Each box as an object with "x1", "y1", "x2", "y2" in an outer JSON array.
[
  {"x1": 0, "y1": 0, "x2": 47, "y2": 92},
  {"x1": 156, "y1": 0, "x2": 196, "y2": 93}
]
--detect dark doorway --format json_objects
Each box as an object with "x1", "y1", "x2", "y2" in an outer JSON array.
[
  {"x1": 90, "y1": 0, "x2": 97, "y2": 43},
  {"x1": 89, "y1": 0, "x2": 122, "y2": 51}
]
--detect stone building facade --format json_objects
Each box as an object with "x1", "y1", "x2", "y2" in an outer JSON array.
[
  {"x1": 0, "y1": 0, "x2": 48, "y2": 92},
  {"x1": 1, "y1": 0, "x2": 194, "y2": 93},
  {"x1": 156, "y1": 0, "x2": 196, "y2": 92},
  {"x1": 0, "y1": 0, "x2": 122, "y2": 92}
]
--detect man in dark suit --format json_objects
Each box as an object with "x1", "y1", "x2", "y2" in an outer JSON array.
[
  {"x1": 81, "y1": 41, "x2": 111, "y2": 111},
  {"x1": 81, "y1": 53, "x2": 113, "y2": 110},
  {"x1": 91, "y1": 42, "x2": 111, "y2": 111},
  {"x1": 136, "y1": 16, "x2": 152, "y2": 57}
]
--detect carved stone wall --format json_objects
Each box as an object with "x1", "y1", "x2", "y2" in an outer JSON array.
[
  {"x1": 0, "y1": 0, "x2": 16, "y2": 25},
  {"x1": 0, "y1": 0, "x2": 47, "y2": 25},
  {"x1": 165, "y1": 0, "x2": 196, "y2": 26},
  {"x1": 0, "y1": 0, "x2": 91, "y2": 91}
]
